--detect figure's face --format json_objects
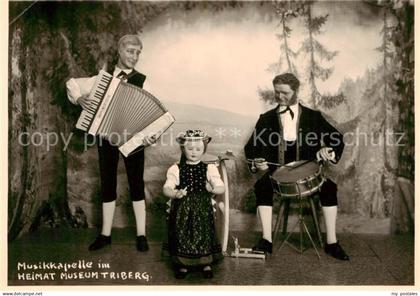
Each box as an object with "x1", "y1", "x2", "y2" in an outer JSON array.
[
  {"x1": 274, "y1": 83, "x2": 297, "y2": 106},
  {"x1": 118, "y1": 43, "x2": 142, "y2": 69},
  {"x1": 183, "y1": 141, "x2": 205, "y2": 162}
]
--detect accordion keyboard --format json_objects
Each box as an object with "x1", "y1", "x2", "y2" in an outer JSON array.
[
  {"x1": 76, "y1": 72, "x2": 112, "y2": 131},
  {"x1": 75, "y1": 70, "x2": 175, "y2": 156}
]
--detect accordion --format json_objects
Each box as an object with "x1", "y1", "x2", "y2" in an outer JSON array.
[{"x1": 76, "y1": 70, "x2": 175, "y2": 157}]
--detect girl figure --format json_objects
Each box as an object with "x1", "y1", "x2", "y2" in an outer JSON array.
[{"x1": 163, "y1": 130, "x2": 225, "y2": 279}]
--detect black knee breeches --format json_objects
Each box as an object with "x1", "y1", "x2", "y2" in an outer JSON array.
[{"x1": 97, "y1": 139, "x2": 145, "y2": 202}]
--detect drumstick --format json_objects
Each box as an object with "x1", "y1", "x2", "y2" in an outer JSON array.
[
  {"x1": 246, "y1": 159, "x2": 283, "y2": 167},
  {"x1": 246, "y1": 158, "x2": 318, "y2": 170},
  {"x1": 284, "y1": 159, "x2": 313, "y2": 169}
]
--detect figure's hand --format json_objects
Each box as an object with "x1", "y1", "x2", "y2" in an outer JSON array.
[
  {"x1": 143, "y1": 135, "x2": 157, "y2": 146},
  {"x1": 206, "y1": 181, "x2": 213, "y2": 193},
  {"x1": 254, "y1": 158, "x2": 269, "y2": 171},
  {"x1": 316, "y1": 147, "x2": 336, "y2": 162},
  {"x1": 206, "y1": 180, "x2": 225, "y2": 195},
  {"x1": 77, "y1": 95, "x2": 91, "y2": 111},
  {"x1": 174, "y1": 187, "x2": 188, "y2": 199}
]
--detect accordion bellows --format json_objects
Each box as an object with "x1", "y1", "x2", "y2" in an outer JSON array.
[{"x1": 76, "y1": 70, "x2": 175, "y2": 156}]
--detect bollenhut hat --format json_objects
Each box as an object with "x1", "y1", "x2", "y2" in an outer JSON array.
[{"x1": 176, "y1": 129, "x2": 212, "y2": 145}]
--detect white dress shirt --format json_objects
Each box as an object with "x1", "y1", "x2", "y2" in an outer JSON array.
[
  {"x1": 65, "y1": 67, "x2": 134, "y2": 105},
  {"x1": 163, "y1": 163, "x2": 225, "y2": 189},
  {"x1": 66, "y1": 76, "x2": 97, "y2": 105},
  {"x1": 278, "y1": 103, "x2": 299, "y2": 141},
  {"x1": 113, "y1": 66, "x2": 133, "y2": 79}
]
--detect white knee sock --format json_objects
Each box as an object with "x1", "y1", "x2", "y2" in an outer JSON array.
[
  {"x1": 258, "y1": 205, "x2": 272, "y2": 243},
  {"x1": 133, "y1": 200, "x2": 146, "y2": 236},
  {"x1": 322, "y1": 205, "x2": 337, "y2": 244},
  {"x1": 101, "y1": 201, "x2": 116, "y2": 236}
]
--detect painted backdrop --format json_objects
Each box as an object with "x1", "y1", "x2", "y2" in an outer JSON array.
[{"x1": 8, "y1": 1, "x2": 414, "y2": 240}]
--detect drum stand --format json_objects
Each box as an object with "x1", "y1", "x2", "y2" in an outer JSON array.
[{"x1": 274, "y1": 189, "x2": 322, "y2": 259}]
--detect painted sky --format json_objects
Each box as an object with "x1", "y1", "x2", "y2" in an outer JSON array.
[{"x1": 137, "y1": 2, "x2": 384, "y2": 116}]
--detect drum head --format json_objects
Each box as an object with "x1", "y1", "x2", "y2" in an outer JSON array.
[{"x1": 272, "y1": 160, "x2": 319, "y2": 183}]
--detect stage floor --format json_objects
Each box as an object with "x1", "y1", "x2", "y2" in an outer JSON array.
[{"x1": 8, "y1": 213, "x2": 414, "y2": 286}]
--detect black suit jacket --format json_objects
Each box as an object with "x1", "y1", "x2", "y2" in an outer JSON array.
[
  {"x1": 126, "y1": 69, "x2": 146, "y2": 88},
  {"x1": 106, "y1": 66, "x2": 146, "y2": 88},
  {"x1": 244, "y1": 104, "x2": 344, "y2": 172}
]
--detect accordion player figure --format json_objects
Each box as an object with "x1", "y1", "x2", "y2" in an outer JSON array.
[{"x1": 66, "y1": 34, "x2": 174, "y2": 252}]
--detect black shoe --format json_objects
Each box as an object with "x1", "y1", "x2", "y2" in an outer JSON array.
[
  {"x1": 202, "y1": 266, "x2": 213, "y2": 279},
  {"x1": 324, "y1": 242, "x2": 350, "y2": 260},
  {"x1": 252, "y1": 238, "x2": 273, "y2": 254},
  {"x1": 136, "y1": 235, "x2": 149, "y2": 252},
  {"x1": 175, "y1": 268, "x2": 188, "y2": 279},
  {"x1": 88, "y1": 234, "x2": 111, "y2": 251}
]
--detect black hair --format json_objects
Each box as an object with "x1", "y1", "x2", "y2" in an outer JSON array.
[{"x1": 272, "y1": 73, "x2": 300, "y2": 91}]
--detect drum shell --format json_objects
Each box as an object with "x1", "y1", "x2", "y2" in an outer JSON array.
[{"x1": 269, "y1": 162, "x2": 325, "y2": 198}]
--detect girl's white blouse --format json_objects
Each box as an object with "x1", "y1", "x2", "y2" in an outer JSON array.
[{"x1": 163, "y1": 163, "x2": 224, "y2": 189}]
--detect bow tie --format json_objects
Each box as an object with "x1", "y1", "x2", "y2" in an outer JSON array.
[
  {"x1": 117, "y1": 71, "x2": 129, "y2": 80},
  {"x1": 279, "y1": 106, "x2": 294, "y2": 119}
]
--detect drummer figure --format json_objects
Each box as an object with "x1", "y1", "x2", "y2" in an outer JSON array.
[{"x1": 244, "y1": 73, "x2": 349, "y2": 260}]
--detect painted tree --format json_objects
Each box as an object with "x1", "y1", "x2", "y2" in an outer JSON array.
[
  {"x1": 259, "y1": 0, "x2": 303, "y2": 103},
  {"x1": 374, "y1": 8, "x2": 399, "y2": 216},
  {"x1": 267, "y1": 1, "x2": 302, "y2": 75},
  {"x1": 385, "y1": 0, "x2": 414, "y2": 232},
  {"x1": 8, "y1": 0, "x2": 256, "y2": 240},
  {"x1": 299, "y1": 2, "x2": 344, "y2": 109},
  {"x1": 8, "y1": 1, "x2": 170, "y2": 240},
  {"x1": 389, "y1": 1, "x2": 414, "y2": 181},
  {"x1": 333, "y1": 0, "x2": 412, "y2": 220},
  {"x1": 361, "y1": 0, "x2": 414, "y2": 229},
  {"x1": 341, "y1": 0, "x2": 412, "y2": 222}
]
